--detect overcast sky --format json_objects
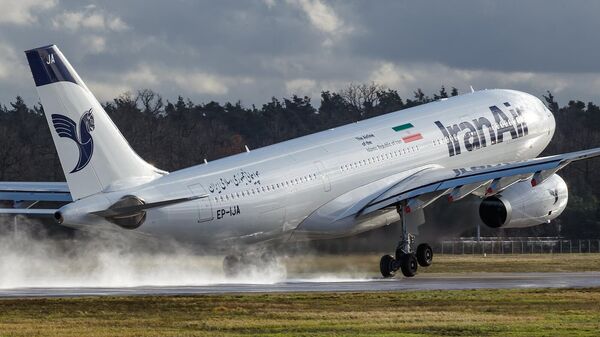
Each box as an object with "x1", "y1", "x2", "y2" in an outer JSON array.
[{"x1": 1, "y1": 0, "x2": 599, "y2": 107}]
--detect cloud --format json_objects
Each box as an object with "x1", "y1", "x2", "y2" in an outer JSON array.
[
  {"x1": 287, "y1": 0, "x2": 351, "y2": 45},
  {"x1": 107, "y1": 16, "x2": 128, "y2": 31},
  {"x1": 122, "y1": 64, "x2": 160, "y2": 87},
  {"x1": 52, "y1": 8, "x2": 129, "y2": 32},
  {"x1": 87, "y1": 80, "x2": 133, "y2": 103},
  {"x1": 0, "y1": 42, "x2": 30, "y2": 87},
  {"x1": 285, "y1": 78, "x2": 317, "y2": 95},
  {"x1": 0, "y1": 43, "x2": 16, "y2": 80},
  {"x1": 2, "y1": 1, "x2": 600, "y2": 108},
  {"x1": 263, "y1": 0, "x2": 276, "y2": 9},
  {"x1": 172, "y1": 72, "x2": 229, "y2": 96},
  {"x1": 369, "y1": 62, "x2": 416, "y2": 92},
  {"x1": 0, "y1": 0, "x2": 57, "y2": 25},
  {"x1": 366, "y1": 61, "x2": 598, "y2": 101},
  {"x1": 292, "y1": 0, "x2": 342, "y2": 34},
  {"x1": 86, "y1": 63, "x2": 253, "y2": 101},
  {"x1": 82, "y1": 35, "x2": 107, "y2": 54}
]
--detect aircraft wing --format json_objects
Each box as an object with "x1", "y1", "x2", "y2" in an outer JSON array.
[
  {"x1": 0, "y1": 182, "x2": 71, "y2": 216},
  {"x1": 352, "y1": 147, "x2": 600, "y2": 218}
]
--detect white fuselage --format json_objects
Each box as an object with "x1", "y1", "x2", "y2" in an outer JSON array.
[{"x1": 61, "y1": 89, "x2": 555, "y2": 248}]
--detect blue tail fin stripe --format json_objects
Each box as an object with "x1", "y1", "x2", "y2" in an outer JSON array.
[{"x1": 25, "y1": 45, "x2": 80, "y2": 87}]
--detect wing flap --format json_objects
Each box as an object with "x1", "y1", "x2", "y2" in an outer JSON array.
[{"x1": 358, "y1": 147, "x2": 600, "y2": 217}]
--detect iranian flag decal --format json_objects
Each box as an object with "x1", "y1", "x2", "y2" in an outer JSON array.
[{"x1": 392, "y1": 123, "x2": 423, "y2": 143}]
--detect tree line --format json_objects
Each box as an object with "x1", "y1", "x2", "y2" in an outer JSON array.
[{"x1": 0, "y1": 84, "x2": 598, "y2": 239}]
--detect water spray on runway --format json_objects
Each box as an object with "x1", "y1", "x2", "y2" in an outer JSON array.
[
  {"x1": 0, "y1": 218, "x2": 290, "y2": 288},
  {"x1": 0, "y1": 218, "x2": 371, "y2": 289}
]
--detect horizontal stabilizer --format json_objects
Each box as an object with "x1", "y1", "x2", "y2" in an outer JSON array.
[
  {"x1": 0, "y1": 208, "x2": 57, "y2": 216},
  {"x1": 0, "y1": 182, "x2": 71, "y2": 202}
]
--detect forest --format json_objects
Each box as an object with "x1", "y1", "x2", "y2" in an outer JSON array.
[{"x1": 0, "y1": 84, "x2": 599, "y2": 240}]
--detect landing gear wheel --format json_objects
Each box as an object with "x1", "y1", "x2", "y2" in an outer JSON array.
[
  {"x1": 416, "y1": 243, "x2": 433, "y2": 267},
  {"x1": 380, "y1": 254, "x2": 396, "y2": 278},
  {"x1": 223, "y1": 255, "x2": 241, "y2": 278},
  {"x1": 399, "y1": 253, "x2": 418, "y2": 277},
  {"x1": 379, "y1": 201, "x2": 423, "y2": 278}
]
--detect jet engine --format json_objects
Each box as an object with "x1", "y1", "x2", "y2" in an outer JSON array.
[{"x1": 479, "y1": 174, "x2": 568, "y2": 228}]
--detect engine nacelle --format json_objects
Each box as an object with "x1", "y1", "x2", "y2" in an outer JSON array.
[{"x1": 479, "y1": 174, "x2": 568, "y2": 228}]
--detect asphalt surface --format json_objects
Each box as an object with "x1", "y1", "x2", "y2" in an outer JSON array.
[{"x1": 0, "y1": 272, "x2": 599, "y2": 297}]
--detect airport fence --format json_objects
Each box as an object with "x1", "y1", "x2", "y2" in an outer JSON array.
[{"x1": 437, "y1": 237, "x2": 600, "y2": 254}]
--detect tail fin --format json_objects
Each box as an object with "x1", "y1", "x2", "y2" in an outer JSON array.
[{"x1": 25, "y1": 44, "x2": 165, "y2": 200}]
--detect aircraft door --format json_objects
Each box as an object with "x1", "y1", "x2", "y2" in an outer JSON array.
[
  {"x1": 314, "y1": 161, "x2": 331, "y2": 192},
  {"x1": 188, "y1": 183, "x2": 213, "y2": 223}
]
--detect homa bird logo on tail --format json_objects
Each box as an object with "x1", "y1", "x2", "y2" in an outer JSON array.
[{"x1": 51, "y1": 108, "x2": 95, "y2": 173}]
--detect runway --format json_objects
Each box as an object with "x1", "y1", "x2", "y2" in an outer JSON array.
[{"x1": 1, "y1": 272, "x2": 599, "y2": 297}]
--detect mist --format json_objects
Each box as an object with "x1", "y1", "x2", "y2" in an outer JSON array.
[
  {"x1": 0, "y1": 218, "x2": 292, "y2": 289},
  {"x1": 0, "y1": 217, "x2": 379, "y2": 289}
]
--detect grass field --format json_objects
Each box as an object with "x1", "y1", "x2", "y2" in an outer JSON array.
[
  {"x1": 0, "y1": 288, "x2": 599, "y2": 336},
  {"x1": 1, "y1": 254, "x2": 600, "y2": 336}
]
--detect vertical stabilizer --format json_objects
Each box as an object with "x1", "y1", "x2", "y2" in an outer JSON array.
[{"x1": 25, "y1": 45, "x2": 165, "y2": 200}]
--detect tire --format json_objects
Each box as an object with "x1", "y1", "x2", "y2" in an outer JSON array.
[
  {"x1": 380, "y1": 254, "x2": 396, "y2": 278},
  {"x1": 416, "y1": 243, "x2": 433, "y2": 267},
  {"x1": 399, "y1": 253, "x2": 418, "y2": 277}
]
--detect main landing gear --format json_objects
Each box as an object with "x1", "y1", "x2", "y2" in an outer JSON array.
[{"x1": 380, "y1": 202, "x2": 433, "y2": 278}]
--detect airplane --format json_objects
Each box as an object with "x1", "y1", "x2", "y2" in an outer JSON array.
[{"x1": 1, "y1": 44, "x2": 598, "y2": 278}]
